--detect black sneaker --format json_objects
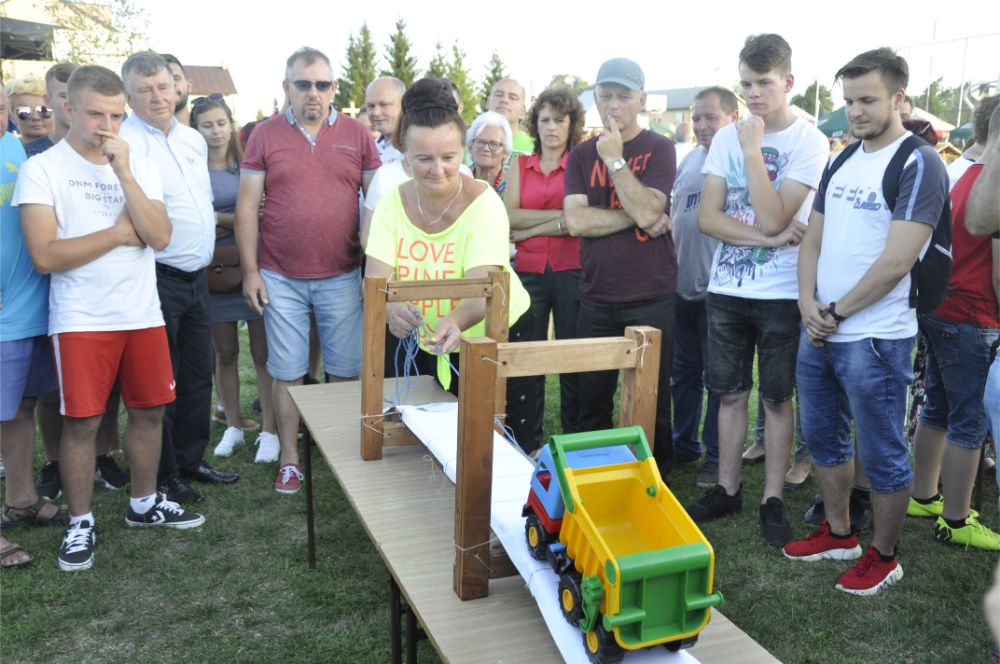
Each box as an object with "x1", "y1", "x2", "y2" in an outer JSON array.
[
  {"x1": 95, "y1": 454, "x2": 130, "y2": 490},
  {"x1": 125, "y1": 493, "x2": 205, "y2": 529},
  {"x1": 58, "y1": 519, "x2": 96, "y2": 571},
  {"x1": 36, "y1": 460, "x2": 62, "y2": 500},
  {"x1": 685, "y1": 485, "x2": 742, "y2": 524},
  {"x1": 759, "y1": 497, "x2": 793, "y2": 545}
]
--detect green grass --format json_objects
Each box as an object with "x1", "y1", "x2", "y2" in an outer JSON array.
[{"x1": 2, "y1": 329, "x2": 998, "y2": 663}]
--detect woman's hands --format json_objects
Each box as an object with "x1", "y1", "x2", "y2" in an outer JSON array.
[{"x1": 387, "y1": 302, "x2": 420, "y2": 340}]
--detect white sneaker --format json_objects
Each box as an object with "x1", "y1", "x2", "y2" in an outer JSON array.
[
  {"x1": 254, "y1": 431, "x2": 280, "y2": 463},
  {"x1": 213, "y1": 426, "x2": 244, "y2": 457}
]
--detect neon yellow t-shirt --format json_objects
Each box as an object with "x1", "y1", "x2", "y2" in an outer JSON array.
[{"x1": 366, "y1": 181, "x2": 529, "y2": 387}]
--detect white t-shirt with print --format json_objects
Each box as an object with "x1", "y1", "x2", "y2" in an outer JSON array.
[
  {"x1": 12, "y1": 140, "x2": 166, "y2": 334},
  {"x1": 815, "y1": 132, "x2": 948, "y2": 342},
  {"x1": 703, "y1": 118, "x2": 828, "y2": 300}
]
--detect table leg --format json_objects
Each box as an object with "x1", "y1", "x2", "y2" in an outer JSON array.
[
  {"x1": 390, "y1": 576, "x2": 402, "y2": 664},
  {"x1": 304, "y1": 427, "x2": 316, "y2": 569},
  {"x1": 406, "y1": 600, "x2": 418, "y2": 664}
]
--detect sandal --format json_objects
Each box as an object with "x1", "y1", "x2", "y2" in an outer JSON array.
[
  {"x1": 2, "y1": 497, "x2": 70, "y2": 528},
  {"x1": 1, "y1": 541, "x2": 33, "y2": 570}
]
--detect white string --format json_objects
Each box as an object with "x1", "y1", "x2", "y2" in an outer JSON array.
[{"x1": 486, "y1": 281, "x2": 507, "y2": 306}]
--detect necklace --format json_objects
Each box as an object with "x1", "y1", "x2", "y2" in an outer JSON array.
[{"x1": 416, "y1": 177, "x2": 464, "y2": 226}]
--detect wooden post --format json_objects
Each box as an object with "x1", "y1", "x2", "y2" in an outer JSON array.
[
  {"x1": 361, "y1": 277, "x2": 387, "y2": 460},
  {"x1": 454, "y1": 336, "x2": 497, "y2": 600},
  {"x1": 620, "y1": 326, "x2": 661, "y2": 450},
  {"x1": 484, "y1": 271, "x2": 510, "y2": 427}
]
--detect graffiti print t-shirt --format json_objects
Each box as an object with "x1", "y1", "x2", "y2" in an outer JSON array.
[{"x1": 703, "y1": 118, "x2": 828, "y2": 300}]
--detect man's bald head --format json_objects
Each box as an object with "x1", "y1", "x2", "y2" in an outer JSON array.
[
  {"x1": 365, "y1": 76, "x2": 404, "y2": 139},
  {"x1": 487, "y1": 78, "x2": 526, "y2": 129}
]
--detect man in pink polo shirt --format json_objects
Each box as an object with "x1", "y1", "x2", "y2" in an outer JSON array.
[{"x1": 235, "y1": 47, "x2": 380, "y2": 494}]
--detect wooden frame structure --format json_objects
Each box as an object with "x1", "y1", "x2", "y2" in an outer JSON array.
[{"x1": 350, "y1": 273, "x2": 661, "y2": 600}]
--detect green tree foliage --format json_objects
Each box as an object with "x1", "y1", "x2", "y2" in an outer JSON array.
[
  {"x1": 446, "y1": 42, "x2": 478, "y2": 124},
  {"x1": 39, "y1": 0, "x2": 148, "y2": 73},
  {"x1": 914, "y1": 77, "x2": 973, "y2": 125},
  {"x1": 480, "y1": 51, "x2": 507, "y2": 108},
  {"x1": 791, "y1": 81, "x2": 833, "y2": 116},
  {"x1": 427, "y1": 42, "x2": 449, "y2": 79},
  {"x1": 336, "y1": 23, "x2": 377, "y2": 111},
  {"x1": 548, "y1": 74, "x2": 590, "y2": 95},
  {"x1": 381, "y1": 18, "x2": 418, "y2": 86}
]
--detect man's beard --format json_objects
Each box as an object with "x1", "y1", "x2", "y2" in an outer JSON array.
[{"x1": 175, "y1": 93, "x2": 188, "y2": 113}]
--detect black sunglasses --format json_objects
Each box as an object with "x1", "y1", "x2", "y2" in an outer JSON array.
[
  {"x1": 191, "y1": 93, "x2": 225, "y2": 108},
  {"x1": 291, "y1": 80, "x2": 333, "y2": 93},
  {"x1": 15, "y1": 105, "x2": 53, "y2": 121}
]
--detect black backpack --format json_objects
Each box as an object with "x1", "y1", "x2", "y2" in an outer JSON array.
[{"x1": 820, "y1": 134, "x2": 952, "y2": 313}]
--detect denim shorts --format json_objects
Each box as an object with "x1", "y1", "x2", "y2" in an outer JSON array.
[
  {"x1": 1, "y1": 336, "x2": 58, "y2": 421},
  {"x1": 984, "y1": 355, "x2": 1000, "y2": 498},
  {"x1": 797, "y1": 332, "x2": 915, "y2": 493},
  {"x1": 705, "y1": 293, "x2": 800, "y2": 402},
  {"x1": 261, "y1": 268, "x2": 363, "y2": 381},
  {"x1": 918, "y1": 313, "x2": 1000, "y2": 448}
]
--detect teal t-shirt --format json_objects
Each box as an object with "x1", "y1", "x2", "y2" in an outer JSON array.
[{"x1": 1, "y1": 132, "x2": 49, "y2": 341}]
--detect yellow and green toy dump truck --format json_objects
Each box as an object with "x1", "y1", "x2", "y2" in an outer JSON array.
[{"x1": 522, "y1": 426, "x2": 724, "y2": 663}]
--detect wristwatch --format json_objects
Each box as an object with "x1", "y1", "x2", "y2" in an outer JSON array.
[
  {"x1": 606, "y1": 158, "x2": 627, "y2": 175},
  {"x1": 828, "y1": 301, "x2": 847, "y2": 322}
]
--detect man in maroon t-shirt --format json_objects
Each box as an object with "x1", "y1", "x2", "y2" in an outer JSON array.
[
  {"x1": 235, "y1": 47, "x2": 380, "y2": 495},
  {"x1": 563, "y1": 57, "x2": 678, "y2": 475}
]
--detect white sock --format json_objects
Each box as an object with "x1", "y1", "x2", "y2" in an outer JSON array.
[
  {"x1": 69, "y1": 511, "x2": 94, "y2": 528},
  {"x1": 130, "y1": 493, "x2": 157, "y2": 514}
]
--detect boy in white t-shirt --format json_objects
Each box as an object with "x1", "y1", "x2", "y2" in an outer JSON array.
[
  {"x1": 686, "y1": 34, "x2": 828, "y2": 544},
  {"x1": 14, "y1": 65, "x2": 204, "y2": 572}
]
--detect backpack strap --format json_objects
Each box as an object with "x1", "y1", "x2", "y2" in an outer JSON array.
[
  {"x1": 880, "y1": 134, "x2": 928, "y2": 212},
  {"x1": 818, "y1": 140, "x2": 862, "y2": 195}
]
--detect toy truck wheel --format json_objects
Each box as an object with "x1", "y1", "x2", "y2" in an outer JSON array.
[
  {"x1": 583, "y1": 622, "x2": 624, "y2": 664},
  {"x1": 524, "y1": 514, "x2": 550, "y2": 560},
  {"x1": 557, "y1": 572, "x2": 584, "y2": 625},
  {"x1": 665, "y1": 635, "x2": 699, "y2": 651}
]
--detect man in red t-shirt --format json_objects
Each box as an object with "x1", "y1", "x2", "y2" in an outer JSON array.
[
  {"x1": 235, "y1": 47, "x2": 380, "y2": 495},
  {"x1": 908, "y1": 141, "x2": 1000, "y2": 550},
  {"x1": 563, "y1": 57, "x2": 678, "y2": 475}
]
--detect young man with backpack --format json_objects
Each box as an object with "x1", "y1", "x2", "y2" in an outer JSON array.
[{"x1": 783, "y1": 48, "x2": 949, "y2": 595}]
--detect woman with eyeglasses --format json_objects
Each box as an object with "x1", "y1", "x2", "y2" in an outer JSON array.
[
  {"x1": 467, "y1": 111, "x2": 512, "y2": 195},
  {"x1": 190, "y1": 95, "x2": 278, "y2": 461},
  {"x1": 364, "y1": 78, "x2": 529, "y2": 393},
  {"x1": 6, "y1": 78, "x2": 52, "y2": 146},
  {"x1": 503, "y1": 87, "x2": 587, "y2": 453}
]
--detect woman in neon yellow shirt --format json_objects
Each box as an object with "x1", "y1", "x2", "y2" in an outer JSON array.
[{"x1": 365, "y1": 77, "x2": 528, "y2": 391}]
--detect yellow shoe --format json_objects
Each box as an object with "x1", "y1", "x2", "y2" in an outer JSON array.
[
  {"x1": 934, "y1": 515, "x2": 1000, "y2": 551},
  {"x1": 907, "y1": 496, "x2": 942, "y2": 517}
]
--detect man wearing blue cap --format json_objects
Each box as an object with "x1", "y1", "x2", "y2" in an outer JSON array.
[{"x1": 563, "y1": 57, "x2": 678, "y2": 475}]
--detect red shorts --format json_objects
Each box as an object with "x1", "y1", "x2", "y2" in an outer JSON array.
[{"x1": 52, "y1": 327, "x2": 175, "y2": 418}]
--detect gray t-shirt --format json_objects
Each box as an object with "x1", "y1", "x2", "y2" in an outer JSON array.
[{"x1": 670, "y1": 147, "x2": 718, "y2": 301}]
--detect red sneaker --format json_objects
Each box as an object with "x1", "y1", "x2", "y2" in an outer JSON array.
[
  {"x1": 834, "y1": 545, "x2": 903, "y2": 596},
  {"x1": 275, "y1": 463, "x2": 304, "y2": 495},
  {"x1": 783, "y1": 521, "x2": 862, "y2": 562}
]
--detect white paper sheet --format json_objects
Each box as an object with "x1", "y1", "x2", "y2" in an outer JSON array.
[{"x1": 401, "y1": 403, "x2": 699, "y2": 664}]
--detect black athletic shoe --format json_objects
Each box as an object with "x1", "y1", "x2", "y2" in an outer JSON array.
[
  {"x1": 685, "y1": 485, "x2": 742, "y2": 524},
  {"x1": 95, "y1": 454, "x2": 130, "y2": 490},
  {"x1": 125, "y1": 493, "x2": 205, "y2": 529},
  {"x1": 804, "y1": 493, "x2": 825, "y2": 527},
  {"x1": 58, "y1": 519, "x2": 95, "y2": 572},
  {"x1": 759, "y1": 497, "x2": 793, "y2": 545},
  {"x1": 36, "y1": 460, "x2": 62, "y2": 500}
]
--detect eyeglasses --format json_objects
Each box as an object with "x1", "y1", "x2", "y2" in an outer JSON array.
[
  {"x1": 472, "y1": 138, "x2": 503, "y2": 152},
  {"x1": 191, "y1": 93, "x2": 225, "y2": 108},
  {"x1": 291, "y1": 80, "x2": 333, "y2": 93},
  {"x1": 15, "y1": 105, "x2": 53, "y2": 121}
]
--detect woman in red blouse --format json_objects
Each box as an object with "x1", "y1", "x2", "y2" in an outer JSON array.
[{"x1": 504, "y1": 87, "x2": 586, "y2": 453}]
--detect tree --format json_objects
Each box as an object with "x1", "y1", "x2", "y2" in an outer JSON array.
[
  {"x1": 336, "y1": 23, "x2": 378, "y2": 111},
  {"x1": 480, "y1": 51, "x2": 507, "y2": 108},
  {"x1": 791, "y1": 81, "x2": 833, "y2": 117},
  {"x1": 446, "y1": 42, "x2": 478, "y2": 124},
  {"x1": 915, "y1": 78, "x2": 966, "y2": 124},
  {"x1": 548, "y1": 74, "x2": 590, "y2": 95},
  {"x1": 43, "y1": 0, "x2": 149, "y2": 71},
  {"x1": 427, "y1": 42, "x2": 449, "y2": 79},
  {"x1": 381, "y1": 18, "x2": 418, "y2": 86}
]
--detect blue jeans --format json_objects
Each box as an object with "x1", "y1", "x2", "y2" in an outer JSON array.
[
  {"x1": 261, "y1": 268, "x2": 362, "y2": 380},
  {"x1": 671, "y1": 297, "x2": 719, "y2": 464},
  {"x1": 797, "y1": 332, "x2": 915, "y2": 493},
  {"x1": 576, "y1": 294, "x2": 674, "y2": 468},
  {"x1": 983, "y1": 353, "x2": 1000, "y2": 500},
  {"x1": 918, "y1": 313, "x2": 999, "y2": 449}
]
